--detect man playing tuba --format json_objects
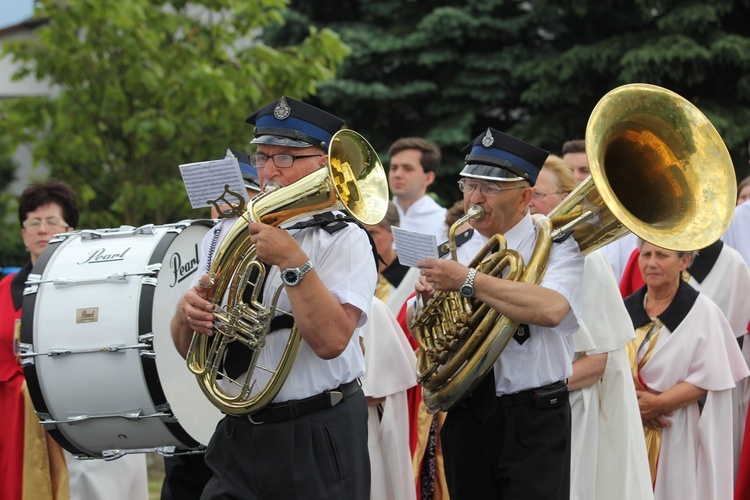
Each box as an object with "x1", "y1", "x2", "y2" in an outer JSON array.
[
  {"x1": 171, "y1": 96, "x2": 377, "y2": 499},
  {"x1": 412, "y1": 128, "x2": 585, "y2": 499}
]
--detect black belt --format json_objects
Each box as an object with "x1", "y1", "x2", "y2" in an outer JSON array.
[
  {"x1": 243, "y1": 379, "x2": 362, "y2": 424},
  {"x1": 495, "y1": 380, "x2": 567, "y2": 408}
]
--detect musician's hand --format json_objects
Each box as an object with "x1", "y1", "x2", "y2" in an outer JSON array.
[
  {"x1": 247, "y1": 222, "x2": 307, "y2": 269},
  {"x1": 177, "y1": 274, "x2": 215, "y2": 336},
  {"x1": 415, "y1": 275, "x2": 435, "y2": 304},
  {"x1": 417, "y1": 258, "x2": 470, "y2": 292}
]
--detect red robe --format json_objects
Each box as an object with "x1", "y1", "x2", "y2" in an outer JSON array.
[
  {"x1": 0, "y1": 270, "x2": 27, "y2": 500},
  {"x1": 619, "y1": 248, "x2": 644, "y2": 298},
  {"x1": 1, "y1": 267, "x2": 68, "y2": 500}
]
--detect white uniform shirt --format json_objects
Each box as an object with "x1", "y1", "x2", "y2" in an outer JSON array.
[
  {"x1": 197, "y1": 213, "x2": 376, "y2": 402},
  {"x1": 395, "y1": 194, "x2": 448, "y2": 242},
  {"x1": 454, "y1": 213, "x2": 584, "y2": 395}
]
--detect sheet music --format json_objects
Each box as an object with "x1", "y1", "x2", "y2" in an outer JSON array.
[
  {"x1": 392, "y1": 226, "x2": 439, "y2": 268},
  {"x1": 179, "y1": 156, "x2": 248, "y2": 209}
]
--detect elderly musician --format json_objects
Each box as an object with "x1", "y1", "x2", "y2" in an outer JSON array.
[
  {"x1": 411, "y1": 128, "x2": 584, "y2": 499},
  {"x1": 171, "y1": 96, "x2": 377, "y2": 500}
]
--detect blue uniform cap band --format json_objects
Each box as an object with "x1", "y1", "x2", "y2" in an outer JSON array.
[{"x1": 251, "y1": 115, "x2": 333, "y2": 149}]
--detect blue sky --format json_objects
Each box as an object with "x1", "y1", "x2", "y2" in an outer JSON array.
[{"x1": 0, "y1": 1, "x2": 34, "y2": 31}]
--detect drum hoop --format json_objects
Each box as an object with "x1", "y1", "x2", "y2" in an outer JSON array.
[{"x1": 21, "y1": 236, "x2": 83, "y2": 455}]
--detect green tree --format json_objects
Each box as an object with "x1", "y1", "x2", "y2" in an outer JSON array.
[
  {"x1": 0, "y1": 143, "x2": 26, "y2": 270},
  {"x1": 0, "y1": 0, "x2": 349, "y2": 230},
  {"x1": 519, "y1": 0, "x2": 750, "y2": 179},
  {"x1": 269, "y1": 0, "x2": 750, "y2": 206}
]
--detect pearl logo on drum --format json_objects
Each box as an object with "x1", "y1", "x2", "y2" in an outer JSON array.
[
  {"x1": 169, "y1": 243, "x2": 200, "y2": 287},
  {"x1": 76, "y1": 307, "x2": 99, "y2": 323},
  {"x1": 78, "y1": 247, "x2": 131, "y2": 265}
]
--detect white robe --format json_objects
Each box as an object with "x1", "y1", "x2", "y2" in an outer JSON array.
[
  {"x1": 723, "y1": 201, "x2": 750, "y2": 267},
  {"x1": 383, "y1": 266, "x2": 421, "y2": 318},
  {"x1": 570, "y1": 251, "x2": 653, "y2": 500},
  {"x1": 598, "y1": 233, "x2": 639, "y2": 283},
  {"x1": 686, "y1": 242, "x2": 750, "y2": 479},
  {"x1": 360, "y1": 298, "x2": 417, "y2": 500},
  {"x1": 65, "y1": 451, "x2": 148, "y2": 500},
  {"x1": 635, "y1": 293, "x2": 749, "y2": 500}
]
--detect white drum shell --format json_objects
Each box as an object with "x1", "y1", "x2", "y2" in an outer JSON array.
[{"x1": 21, "y1": 221, "x2": 222, "y2": 458}]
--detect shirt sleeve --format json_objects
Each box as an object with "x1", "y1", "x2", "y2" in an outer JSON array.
[{"x1": 539, "y1": 237, "x2": 585, "y2": 337}]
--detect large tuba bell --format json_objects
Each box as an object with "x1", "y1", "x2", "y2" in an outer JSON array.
[
  {"x1": 413, "y1": 83, "x2": 737, "y2": 412},
  {"x1": 186, "y1": 129, "x2": 388, "y2": 415}
]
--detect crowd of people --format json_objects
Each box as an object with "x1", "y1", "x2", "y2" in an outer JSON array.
[{"x1": 1, "y1": 94, "x2": 749, "y2": 500}]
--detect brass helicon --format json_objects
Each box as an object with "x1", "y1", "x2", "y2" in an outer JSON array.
[{"x1": 412, "y1": 83, "x2": 737, "y2": 413}]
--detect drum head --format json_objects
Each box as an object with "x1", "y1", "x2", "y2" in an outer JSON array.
[{"x1": 153, "y1": 222, "x2": 223, "y2": 447}]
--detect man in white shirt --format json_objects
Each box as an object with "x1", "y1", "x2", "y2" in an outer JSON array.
[
  {"x1": 171, "y1": 96, "x2": 376, "y2": 499},
  {"x1": 388, "y1": 137, "x2": 447, "y2": 242},
  {"x1": 414, "y1": 128, "x2": 584, "y2": 499}
]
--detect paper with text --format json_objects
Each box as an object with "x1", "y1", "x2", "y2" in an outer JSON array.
[
  {"x1": 179, "y1": 156, "x2": 249, "y2": 209},
  {"x1": 392, "y1": 226, "x2": 439, "y2": 268}
]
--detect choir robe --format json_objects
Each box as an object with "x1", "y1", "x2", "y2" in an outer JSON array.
[
  {"x1": 569, "y1": 250, "x2": 653, "y2": 500},
  {"x1": 684, "y1": 240, "x2": 750, "y2": 478},
  {"x1": 625, "y1": 282, "x2": 749, "y2": 500},
  {"x1": 361, "y1": 298, "x2": 417, "y2": 500}
]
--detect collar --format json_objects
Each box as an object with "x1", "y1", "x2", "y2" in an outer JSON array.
[
  {"x1": 381, "y1": 257, "x2": 410, "y2": 287},
  {"x1": 11, "y1": 262, "x2": 33, "y2": 311},
  {"x1": 503, "y1": 211, "x2": 533, "y2": 249},
  {"x1": 624, "y1": 279, "x2": 699, "y2": 331},
  {"x1": 689, "y1": 240, "x2": 723, "y2": 283},
  {"x1": 396, "y1": 195, "x2": 442, "y2": 216}
]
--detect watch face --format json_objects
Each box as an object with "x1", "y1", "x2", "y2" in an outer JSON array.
[
  {"x1": 283, "y1": 269, "x2": 299, "y2": 285},
  {"x1": 460, "y1": 285, "x2": 473, "y2": 297}
]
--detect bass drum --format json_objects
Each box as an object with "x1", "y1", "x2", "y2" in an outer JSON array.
[{"x1": 20, "y1": 220, "x2": 223, "y2": 459}]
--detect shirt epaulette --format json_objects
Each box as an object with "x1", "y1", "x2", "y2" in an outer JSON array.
[{"x1": 438, "y1": 229, "x2": 475, "y2": 258}]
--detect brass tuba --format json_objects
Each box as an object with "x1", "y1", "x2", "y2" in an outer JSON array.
[
  {"x1": 186, "y1": 129, "x2": 389, "y2": 415},
  {"x1": 413, "y1": 83, "x2": 737, "y2": 412}
]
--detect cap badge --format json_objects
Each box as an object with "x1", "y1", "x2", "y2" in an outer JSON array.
[
  {"x1": 481, "y1": 129, "x2": 494, "y2": 148},
  {"x1": 273, "y1": 97, "x2": 292, "y2": 120}
]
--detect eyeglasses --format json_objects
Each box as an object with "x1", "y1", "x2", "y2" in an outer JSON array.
[
  {"x1": 458, "y1": 179, "x2": 524, "y2": 197},
  {"x1": 23, "y1": 217, "x2": 69, "y2": 231},
  {"x1": 248, "y1": 153, "x2": 322, "y2": 169},
  {"x1": 532, "y1": 191, "x2": 563, "y2": 200}
]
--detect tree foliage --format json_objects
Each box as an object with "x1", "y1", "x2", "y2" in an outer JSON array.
[
  {"x1": 0, "y1": 0, "x2": 349, "y2": 231},
  {"x1": 268, "y1": 0, "x2": 750, "y2": 206}
]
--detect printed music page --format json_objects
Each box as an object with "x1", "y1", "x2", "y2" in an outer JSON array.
[
  {"x1": 179, "y1": 156, "x2": 249, "y2": 209},
  {"x1": 392, "y1": 226, "x2": 439, "y2": 268}
]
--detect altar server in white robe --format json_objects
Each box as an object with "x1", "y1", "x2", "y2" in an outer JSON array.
[
  {"x1": 530, "y1": 158, "x2": 652, "y2": 500},
  {"x1": 683, "y1": 238, "x2": 750, "y2": 478},
  {"x1": 361, "y1": 298, "x2": 417, "y2": 500},
  {"x1": 624, "y1": 241, "x2": 749, "y2": 500},
  {"x1": 723, "y1": 199, "x2": 750, "y2": 267}
]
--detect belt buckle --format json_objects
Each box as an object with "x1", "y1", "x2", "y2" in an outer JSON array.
[
  {"x1": 247, "y1": 413, "x2": 265, "y2": 425},
  {"x1": 327, "y1": 389, "x2": 344, "y2": 407}
]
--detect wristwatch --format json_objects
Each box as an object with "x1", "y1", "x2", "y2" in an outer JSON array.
[
  {"x1": 281, "y1": 260, "x2": 313, "y2": 287},
  {"x1": 459, "y1": 268, "x2": 477, "y2": 297}
]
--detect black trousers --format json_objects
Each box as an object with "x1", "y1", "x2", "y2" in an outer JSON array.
[
  {"x1": 161, "y1": 454, "x2": 213, "y2": 500},
  {"x1": 441, "y1": 392, "x2": 571, "y2": 500},
  {"x1": 200, "y1": 388, "x2": 370, "y2": 500}
]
